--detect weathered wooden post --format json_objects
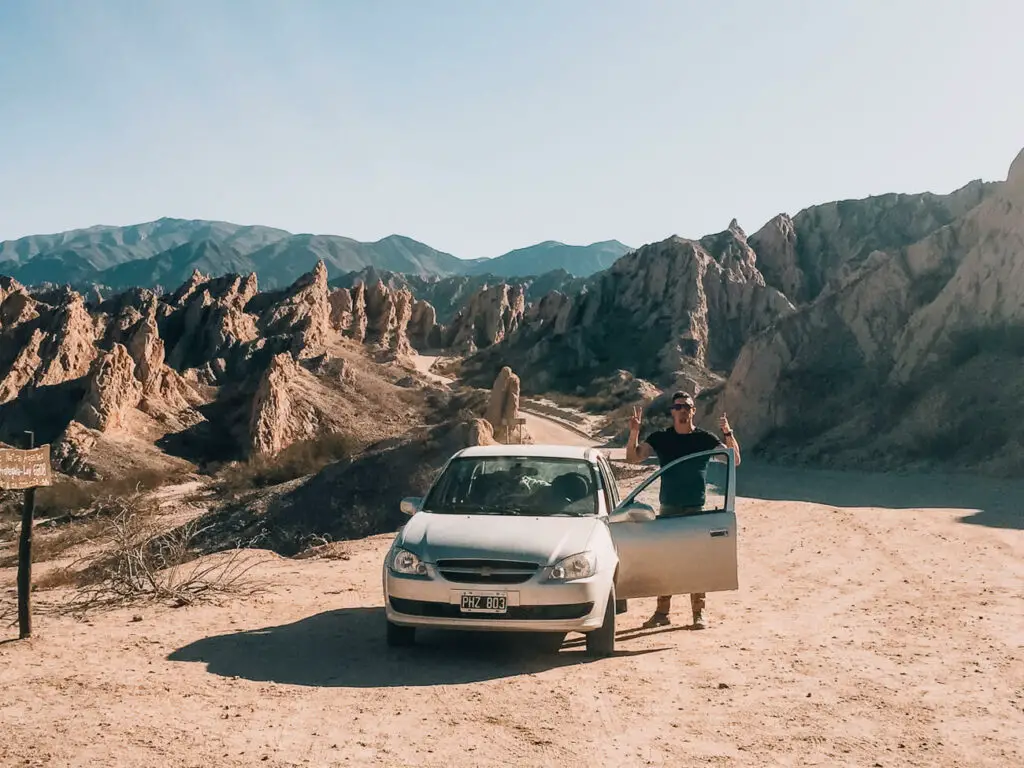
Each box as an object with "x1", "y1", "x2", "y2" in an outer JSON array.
[{"x1": 0, "y1": 431, "x2": 52, "y2": 639}]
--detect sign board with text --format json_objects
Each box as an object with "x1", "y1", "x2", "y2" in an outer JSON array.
[{"x1": 0, "y1": 445, "x2": 53, "y2": 490}]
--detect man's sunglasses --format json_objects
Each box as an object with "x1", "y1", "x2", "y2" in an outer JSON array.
[{"x1": 670, "y1": 403, "x2": 694, "y2": 412}]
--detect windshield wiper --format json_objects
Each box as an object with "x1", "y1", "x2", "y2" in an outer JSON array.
[{"x1": 437, "y1": 502, "x2": 525, "y2": 515}]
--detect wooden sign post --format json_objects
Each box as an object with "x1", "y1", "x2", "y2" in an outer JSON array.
[
  {"x1": 503, "y1": 416, "x2": 527, "y2": 445},
  {"x1": 0, "y1": 432, "x2": 52, "y2": 639}
]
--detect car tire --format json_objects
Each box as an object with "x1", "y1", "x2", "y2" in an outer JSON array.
[
  {"x1": 615, "y1": 599, "x2": 628, "y2": 615},
  {"x1": 386, "y1": 618, "x2": 415, "y2": 647},
  {"x1": 586, "y1": 588, "x2": 616, "y2": 657}
]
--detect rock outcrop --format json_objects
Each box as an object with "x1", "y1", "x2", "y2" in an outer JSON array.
[
  {"x1": 0, "y1": 258, "x2": 450, "y2": 476},
  {"x1": 328, "y1": 287, "x2": 354, "y2": 333},
  {"x1": 748, "y1": 179, "x2": 995, "y2": 304},
  {"x1": 327, "y1": 278, "x2": 442, "y2": 357},
  {"x1": 712, "y1": 147, "x2": 1024, "y2": 476},
  {"x1": 445, "y1": 284, "x2": 526, "y2": 354},
  {"x1": 485, "y1": 368, "x2": 524, "y2": 442},
  {"x1": 249, "y1": 353, "x2": 320, "y2": 456},
  {"x1": 165, "y1": 273, "x2": 260, "y2": 371},
  {"x1": 35, "y1": 293, "x2": 100, "y2": 387},
  {"x1": 76, "y1": 343, "x2": 143, "y2": 432},
  {"x1": 331, "y1": 267, "x2": 586, "y2": 325},
  {"x1": 256, "y1": 261, "x2": 330, "y2": 359},
  {"x1": 0, "y1": 329, "x2": 45, "y2": 405},
  {"x1": 408, "y1": 299, "x2": 441, "y2": 350},
  {"x1": 50, "y1": 421, "x2": 100, "y2": 479},
  {"x1": 460, "y1": 229, "x2": 795, "y2": 394},
  {"x1": 0, "y1": 277, "x2": 39, "y2": 329}
]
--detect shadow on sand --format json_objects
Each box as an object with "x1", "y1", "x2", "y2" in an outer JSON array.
[
  {"x1": 168, "y1": 607, "x2": 669, "y2": 688},
  {"x1": 736, "y1": 460, "x2": 1023, "y2": 531}
]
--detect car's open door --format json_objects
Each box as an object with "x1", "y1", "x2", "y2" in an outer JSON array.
[{"x1": 608, "y1": 448, "x2": 738, "y2": 599}]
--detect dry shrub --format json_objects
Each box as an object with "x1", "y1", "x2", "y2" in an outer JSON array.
[
  {"x1": 58, "y1": 494, "x2": 263, "y2": 615},
  {"x1": 213, "y1": 432, "x2": 358, "y2": 495},
  {"x1": 0, "y1": 597, "x2": 14, "y2": 629}
]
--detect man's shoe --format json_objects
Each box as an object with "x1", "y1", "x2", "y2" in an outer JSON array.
[
  {"x1": 691, "y1": 612, "x2": 707, "y2": 630},
  {"x1": 642, "y1": 612, "x2": 671, "y2": 628}
]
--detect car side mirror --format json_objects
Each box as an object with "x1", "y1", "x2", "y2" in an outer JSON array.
[
  {"x1": 400, "y1": 497, "x2": 422, "y2": 516},
  {"x1": 608, "y1": 501, "x2": 656, "y2": 524}
]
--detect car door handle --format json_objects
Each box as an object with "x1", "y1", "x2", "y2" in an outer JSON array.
[{"x1": 710, "y1": 529, "x2": 729, "y2": 538}]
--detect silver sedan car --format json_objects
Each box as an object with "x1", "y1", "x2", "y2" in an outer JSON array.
[{"x1": 382, "y1": 443, "x2": 737, "y2": 656}]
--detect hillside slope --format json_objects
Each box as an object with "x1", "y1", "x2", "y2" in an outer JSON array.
[
  {"x1": 465, "y1": 240, "x2": 631, "y2": 278},
  {"x1": 0, "y1": 218, "x2": 290, "y2": 271}
]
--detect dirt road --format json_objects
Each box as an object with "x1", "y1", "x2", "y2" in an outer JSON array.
[{"x1": 2, "y1": 454, "x2": 1022, "y2": 766}]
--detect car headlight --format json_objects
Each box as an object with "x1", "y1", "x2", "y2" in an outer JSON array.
[
  {"x1": 547, "y1": 551, "x2": 597, "y2": 582},
  {"x1": 389, "y1": 547, "x2": 429, "y2": 577}
]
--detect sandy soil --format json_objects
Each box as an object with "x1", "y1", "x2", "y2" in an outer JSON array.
[{"x1": 2, "y1": 425, "x2": 1022, "y2": 767}]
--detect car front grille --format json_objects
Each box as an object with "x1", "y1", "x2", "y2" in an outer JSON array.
[
  {"x1": 435, "y1": 559, "x2": 540, "y2": 585},
  {"x1": 389, "y1": 597, "x2": 594, "y2": 621}
]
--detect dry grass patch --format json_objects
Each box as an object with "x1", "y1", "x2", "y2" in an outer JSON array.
[
  {"x1": 0, "y1": 517, "x2": 108, "y2": 569},
  {"x1": 211, "y1": 432, "x2": 359, "y2": 495},
  {"x1": 35, "y1": 466, "x2": 190, "y2": 518},
  {"x1": 292, "y1": 534, "x2": 352, "y2": 561},
  {"x1": 32, "y1": 566, "x2": 80, "y2": 592}
]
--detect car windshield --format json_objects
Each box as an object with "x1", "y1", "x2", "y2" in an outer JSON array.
[{"x1": 423, "y1": 455, "x2": 600, "y2": 517}]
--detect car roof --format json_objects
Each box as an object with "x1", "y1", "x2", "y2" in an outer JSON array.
[{"x1": 455, "y1": 443, "x2": 599, "y2": 462}]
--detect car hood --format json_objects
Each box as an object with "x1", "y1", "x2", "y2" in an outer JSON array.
[{"x1": 396, "y1": 512, "x2": 600, "y2": 566}]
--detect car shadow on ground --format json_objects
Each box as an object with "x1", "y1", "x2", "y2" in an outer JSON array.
[
  {"x1": 167, "y1": 607, "x2": 669, "y2": 688},
  {"x1": 561, "y1": 623, "x2": 695, "y2": 650},
  {"x1": 736, "y1": 460, "x2": 1023, "y2": 531}
]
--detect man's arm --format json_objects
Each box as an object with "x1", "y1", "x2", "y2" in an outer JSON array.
[
  {"x1": 717, "y1": 411, "x2": 740, "y2": 466},
  {"x1": 722, "y1": 432, "x2": 741, "y2": 466},
  {"x1": 626, "y1": 433, "x2": 654, "y2": 464},
  {"x1": 626, "y1": 405, "x2": 654, "y2": 464}
]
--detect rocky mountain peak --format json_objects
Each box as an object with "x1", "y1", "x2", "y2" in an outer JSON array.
[{"x1": 1006, "y1": 146, "x2": 1024, "y2": 193}]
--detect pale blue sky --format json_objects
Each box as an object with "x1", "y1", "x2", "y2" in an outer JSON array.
[{"x1": 1, "y1": 0, "x2": 1021, "y2": 259}]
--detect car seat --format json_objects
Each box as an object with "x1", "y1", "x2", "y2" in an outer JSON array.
[{"x1": 549, "y1": 472, "x2": 591, "y2": 503}]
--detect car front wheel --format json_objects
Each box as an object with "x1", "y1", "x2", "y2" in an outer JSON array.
[
  {"x1": 386, "y1": 618, "x2": 415, "y2": 647},
  {"x1": 585, "y1": 588, "x2": 616, "y2": 657}
]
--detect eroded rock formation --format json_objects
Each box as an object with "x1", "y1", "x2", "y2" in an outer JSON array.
[
  {"x1": 249, "y1": 353, "x2": 320, "y2": 456},
  {"x1": 445, "y1": 284, "x2": 526, "y2": 354},
  {"x1": 460, "y1": 228, "x2": 795, "y2": 393},
  {"x1": 257, "y1": 261, "x2": 330, "y2": 359},
  {"x1": 76, "y1": 343, "x2": 143, "y2": 432},
  {"x1": 0, "y1": 259, "x2": 449, "y2": 475},
  {"x1": 748, "y1": 179, "x2": 995, "y2": 304},
  {"x1": 484, "y1": 365, "x2": 525, "y2": 443},
  {"x1": 710, "y1": 146, "x2": 1024, "y2": 476}
]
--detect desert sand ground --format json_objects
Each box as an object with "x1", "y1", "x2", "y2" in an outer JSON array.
[{"x1": 2, "y1": 410, "x2": 1022, "y2": 768}]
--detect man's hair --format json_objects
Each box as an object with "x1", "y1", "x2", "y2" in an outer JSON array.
[{"x1": 671, "y1": 391, "x2": 694, "y2": 404}]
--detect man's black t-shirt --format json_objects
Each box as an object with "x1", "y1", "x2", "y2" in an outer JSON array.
[{"x1": 644, "y1": 427, "x2": 724, "y2": 509}]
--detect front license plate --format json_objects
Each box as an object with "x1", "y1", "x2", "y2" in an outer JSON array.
[{"x1": 460, "y1": 592, "x2": 508, "y2": 614}]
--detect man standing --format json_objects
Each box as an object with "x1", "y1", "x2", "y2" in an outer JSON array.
[{"x1": 625, "y1": 391, "x2": 740, "y2": 629}]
